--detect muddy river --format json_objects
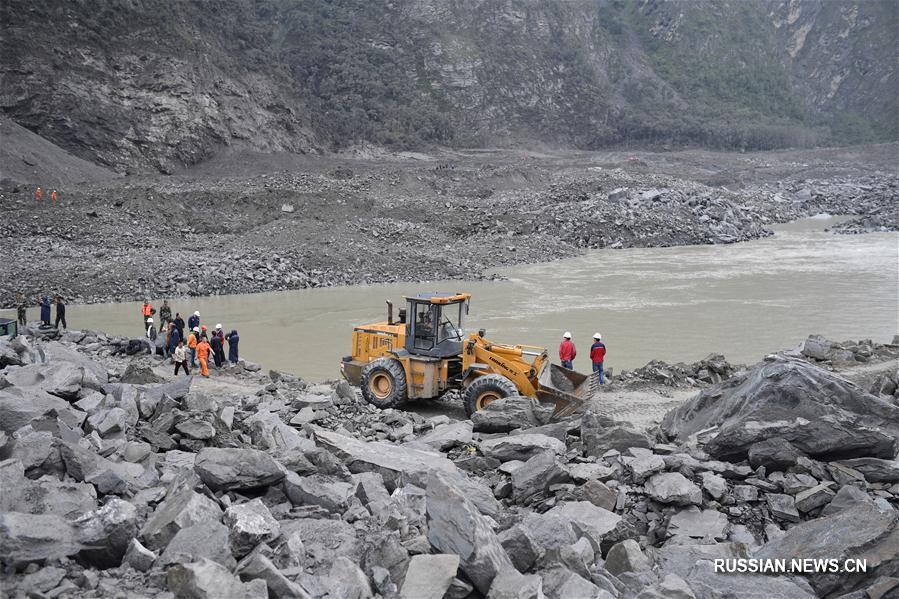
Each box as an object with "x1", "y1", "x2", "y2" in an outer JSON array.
[{"x1": 6, "y1": 217, "x2": 897, "y2": 381}]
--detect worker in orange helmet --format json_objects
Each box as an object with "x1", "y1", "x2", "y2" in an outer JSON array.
[
  {"x1": 196, "y1": 335, "x2": 212, "y2": 378},
  {"x1": 35, "y1": 186, "x2": 42, "y2": 201},
  {"x1": 50, "y1": 190, "x2": 58, "y2": 203}
]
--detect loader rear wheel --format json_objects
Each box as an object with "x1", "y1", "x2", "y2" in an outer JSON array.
[
  {"x1": 463, "y1": 374, "x2": 518, "y2": 418},
  {"x1": 361, "y1": 358, "x2": 407, "y2": 409}
]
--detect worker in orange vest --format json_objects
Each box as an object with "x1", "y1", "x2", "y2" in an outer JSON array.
[
  {"x1": 196, "y1": 336, "x2": 212, "y2": 377},
  {"x1": 35, "y1": 186, "x2": 42, "y2": 201},
  {"x1": 141, "y1": 299, "x2": 154, "y2": 329},
  {"x1": 50, "y1": 190, "x2": 58, "y2": 204}
]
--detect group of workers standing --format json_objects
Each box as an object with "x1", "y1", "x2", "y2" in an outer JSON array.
[
  {"x1": 141, "y1": 299, "x2": 239, "y2": 379},
  {"x1": 559, "y1": 331, "x2": 607, "y2": 384},
  {"x1": 34, "y1": 186, "x2": 59, "y2": 204},
  {"x1": 16, "y1": 294, "x2": 66, "y2": 330}
]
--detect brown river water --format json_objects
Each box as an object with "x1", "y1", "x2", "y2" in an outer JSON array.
[{"x1": 5, "y1": 217, "x2": 897, "y2": 381}]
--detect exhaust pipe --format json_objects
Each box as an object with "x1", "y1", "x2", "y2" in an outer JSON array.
[{"x1": 386, "y1": 300, "x2": 394, "y2": 325}]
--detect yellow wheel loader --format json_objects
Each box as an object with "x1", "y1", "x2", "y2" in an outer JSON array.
[{"x1": 340, "y1": 292, "x2": 596, "y2": 418}]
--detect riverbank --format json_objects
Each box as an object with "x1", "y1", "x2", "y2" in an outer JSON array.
[
  {"x1": 1, "y1": 145, "x2": 896, "y2": 308},
  {"x1": 1, "y1": 328, "x2": 897, "y2": 598}
]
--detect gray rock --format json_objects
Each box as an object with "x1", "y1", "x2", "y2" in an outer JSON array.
[
  {"x1": 732, "y1": 485, "x2": 758, "y2": 502},
  {"x1": 140, "y1": 487, "x2": 223, "y2": 551},
  {"x1": 400, "y1": 554, "x2": 460, "y2": 599},
  {"x1": 635, "y1": 574, "x2": 696, "y2": 599},
  {"x1": 794, "y1": 483, "x2": 836, "y2": 512},
  {"x1": 661, "y1": 357, "x2": 899, "y2": 461},
  {"x1": 19, "y1": 566, "x2": 67, "y2": 594},
  {"x1": 176, "y1": 419, "x2": 216, "y2": 440},
  {"x1": 644, "y1": 472, "x2": 702, "y2": 506},
  {"x1": 800, "y1": 335, "x2": 831, "y2": 360},
  {"x1": 582, "y1": 410, "x2": 650, "y2": 457},
  {"x1": 167, "y1": 558, "x2": 248, "y2": 599},
  {"x1": 605, "y1": 539, "x2": 652, "y2": 576},
  {"x1": 748, "y1": 438, "x2": 805, "y2": 471},
  {"x1": 701, "y1": 471, "x2": 727, "y2": 500},
  {"x1": 315, "y1": 428, "x2": 499, "y2": 517},
  {"x1": 518, "y1": 512, "x2": 578, "y2": 551},
  {"x1": 836, "y1": 457, "x2": 899, "y2": 483},
  {"x1": 512, "y1": 449, "x2": 572, "y2": 501},
  {"x1": 754, "y1": 503, "x2": 899, "y2": 595},
  {"x1": 820, "y1": 485, "x2": 875, "y2": 516},
  {"x1": 224, "y1": 499, "x2": 280, "y2": 558},
  {"x1": 470, "y1": 396, "x2": 540, "y2": 433},
  {"x1": 766, "y1": 494, "x2": 800, "y2": 522},
  {"x1": 627, "y1": 453, "x2": 666, "y2": 482},
  {"x1": 654, "y1": 542, "x2": 748, "y2": 579},
  {"x1": 236, "y1": 551, "x2": 312, "y2": 598},
  {"x1": 0, "y1": 387, "x2": 84, "y2": 434},
  {"x1": 426, "y1": 471, "x2": 515, "y2": 594},
  {"x1": 123, "y1": 538, "x2": 156, "y2": 572},
  {"x1": 406, "y1": 421, "x2": 473, "y2": 452},
  {"x1": 668, "y1": 507, "x2": 729, "y2": 540},
  {"x1": 685, "y1": 560, "x2": 815, "y2": 599},
  {"x1": 74, "y1": 497, "x2": 138, "y2": 567},
  {"x1": 325, "y1": 556, "x2": 372, "y2": 598},
  {"x1": 580, "y1": 479, "x2": 617, "y2": 511},
  {"x1": 544, "y1": 501, "x2": 622, "y2": 551},
  {"x1": 283, "y1": 472, "x2": 353, "y2": 512},
  {"x1": 194, "y1": 447, "x2": 285, "y2": 491},
  {"x1": 540, "y1": 565, "x2": 606, "y2": 599},
  {"x1": 161, "y1": 521, "x2": 236, "y2": 569},
  {"x1": 480, "y1": 433, "x2": 565, "y2": 462},
  {"x1": 0, "y1": 512, "x2": 79, "y2": 565},
  {"x1": 498, "y1": 525, "x2": 543, "y2": 572},
  {"x1": 280, "y1": 518, "x2": 358, "y2": 570},
  {"x1": 486, "y1": 570, "x2": 544, "y2": 599}
]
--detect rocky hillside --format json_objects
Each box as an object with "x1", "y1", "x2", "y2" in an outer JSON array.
[{"x1": 1, "y1": 0, "x2": 895, "y2": 173}]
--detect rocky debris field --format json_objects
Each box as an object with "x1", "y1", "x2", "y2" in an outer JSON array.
[
  {"x1": 1, "y1": 146, "x2": 896, "y2": 308},
  {"x1": 1, "y1": 327, "x2": 898, "y2": 598}
]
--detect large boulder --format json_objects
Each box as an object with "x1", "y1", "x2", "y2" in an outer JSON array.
[
  {"x1": 223, "y1": 499, "x2": 280, "y2": 558},
  {"x1": 644, "y1": 472, "x2": 702, "y2": 506},
  {"x1": 140, "y1": 488, "x2": 223, "y2": 551},
  {"x1": 755, "y1": 503, "x2": 899, "y2": 596},
  {"x1": 0, "y1": 512, "x2": 80, "y2": 565},
  {"x1": 426, "y1": 472, "x2": 515, "y2": 594},
  {"x1": 0, "y1": 387, "x2": 85, "y2": 434},
  {"x1": 167, "y1": 558, "x2": 250, "y2": 599},
  {"x1": 661, "y1": 357, "x2": 899, "y2": 461},
  {"x1": 470, "y1": 396, "x2": 541, "y2": 433},
  {"x1": 74, "y1": 498, "x2": 138, "y2": 568},
  {"x1": 194, "y1": 448, "x2": 285, "y2": 491},
  {"x1": 400, "y1": 554, "x2": 460, "y2": 599},
  {"x1": 581, "y1": 409, "x2": 650, "y2": 457}
]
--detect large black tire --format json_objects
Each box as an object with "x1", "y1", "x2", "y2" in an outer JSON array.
[
  {"x1": 360, "y1": 358, "x2": 408, "y2": 409},
  {"x1": 463, "y1": 374, "x2": 518, "y2": 418}
]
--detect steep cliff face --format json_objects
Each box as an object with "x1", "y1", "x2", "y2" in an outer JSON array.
[{"x1": 0, "y1": 0, "x2": 893, "y2": 173}]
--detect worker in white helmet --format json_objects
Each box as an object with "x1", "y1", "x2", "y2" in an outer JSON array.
[
  {"x1": 145, "y1": 317, "x2": 158, "y2": 355},
  {"x1": 559, "y1": 331, "x2": 576, "y2": 369},
  {"x1": 590, "y1": 333, "x2": 607, "y2": 384}
]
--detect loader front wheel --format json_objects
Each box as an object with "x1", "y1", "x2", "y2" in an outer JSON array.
[
  {"x1": 463, "y1": 374, "x2": 518, "y2": 418},
  {"x1": 361, "y1": 358, "x2": 407, "y2": 409}
]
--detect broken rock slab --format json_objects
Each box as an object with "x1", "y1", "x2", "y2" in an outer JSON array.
[
  {"x1": 667, "y1": 507, "x2": 729, "y2": 541},
  {"x1": 0, "y1": 512, "x2": 80, "y2": 565},
  {"x1": 194, "y1": 447, "x2": 285, "y2": 491},
  {"x1": 512, "y1": 449, "x2": 572, "y2": 501},
  {"x1": 644, "y1": 472, "x2": 702, "y2": 506},
  {"x1": 479, "y1": 433, "x2": 565, "y2": 462},
  {"x1": 224, "y1": 498, "x2": 280, "y2": 558},
  {"x1": 400, "y1": 553, "x2": 460, "y2": 599},
  {"x1": 581, "y1": 409, "x2": 650, "y2": 457},
  {"x1": 140, "y1": 487, "x2": 223, "y2": 551},
  {"x1": 544, "y1": 501, "x2": 622, "y2": 552},
  {"x1": 426, "y1": 471, "x2": 514, "y2": 595},
  {"x1": 167, "y1": 557, "x2": 251, "y2": 599},
  {"x1": 604, "y1": 539, "x2": 652, "y2": 576}
]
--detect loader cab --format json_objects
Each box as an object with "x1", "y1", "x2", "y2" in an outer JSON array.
[{"x1": 404, "y1": 293, "x2": 470, "y2": 359}]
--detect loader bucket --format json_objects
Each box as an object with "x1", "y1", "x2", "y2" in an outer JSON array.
[{"x1": 536, "y1": 364, "x2": 600, "y2": 419}]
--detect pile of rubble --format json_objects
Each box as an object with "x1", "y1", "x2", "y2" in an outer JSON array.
[
  {"x1": 1, "y1": 330, "x2": 897, "y2": 598},
  {"x1": 616, "y1": 354, "x2": 743, "y2": 388}
]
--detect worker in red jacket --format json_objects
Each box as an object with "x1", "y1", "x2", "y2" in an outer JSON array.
[
  {"x1": 559, "y1": 331, "x2": 576, "y2": 369},
  {"x1": 590, "y1": 333, "x2": 606, "y2": 384}
]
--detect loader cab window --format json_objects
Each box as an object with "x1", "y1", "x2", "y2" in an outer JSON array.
[
  {"x1": 437, "y1": 302, "x2": 463, "y2": 344},
  {"x1": 411, "y1": 302, "x2": 435, "y2": 350}
]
